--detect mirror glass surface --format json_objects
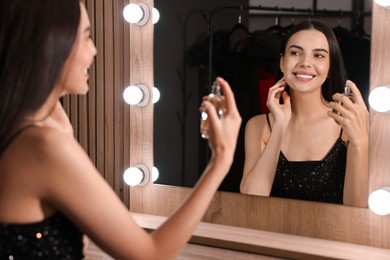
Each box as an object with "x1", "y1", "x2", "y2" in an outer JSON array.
[{"x1": 153, "y1": 0, "x2": 372, "y2": 200}]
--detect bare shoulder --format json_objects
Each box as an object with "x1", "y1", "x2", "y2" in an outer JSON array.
[
  {"x1": 245, "y1": 114, "x2": 271, "y2": 142},
  {"x1": 0, "y1": 126, "x2": 97, "y2": 219},
  {"x1": 246, "y1": 114, "x2": 269, "y2": 128},
  {"x1": 5, "y1": 126, "x2": 92, "y2": 178},
  {"x1": 20, "y1": 126, "x2": 84, "y2": 160},
  {"x1": 14, "y1": 126, "x2": 108, "y2": 204}
]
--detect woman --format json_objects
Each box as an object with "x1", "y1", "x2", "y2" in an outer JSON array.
[
  {"x1": 240, "y1": 21, "x2": 369, "y2": 207},
  {"x1": 0, "y1": 1, "x2": 241, "y2": 259}
]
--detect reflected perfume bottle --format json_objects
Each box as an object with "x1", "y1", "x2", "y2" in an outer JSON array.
[
  {"x1": 344, "y1": 84, "x2": 354, "y2": 102},
  {"x1": 200, "y1": 81, "x2": 225, "y2": 139},
  {"x1": 333, "y1": 84, "x2": 354, "y2": 114}
]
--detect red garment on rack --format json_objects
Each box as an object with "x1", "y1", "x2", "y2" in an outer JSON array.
[{"x1": 258, "y1": 64, "x2": 275, "y2": 114}]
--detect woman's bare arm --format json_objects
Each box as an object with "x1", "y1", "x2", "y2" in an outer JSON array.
[
  {"x1": 328, "y1": 80, "x2": 369, "y2": 207},
  {"x1": 240, "y1": 115, "x2": 286, "y2": 196},
  {"x1": 240, "y1": 79, "x2": 291, "y2": 196},
  {"x1": 37, "y1": 77, "x2": 241, "y2": 259}
]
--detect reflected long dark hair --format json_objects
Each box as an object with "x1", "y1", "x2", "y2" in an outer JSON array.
[
  {"x1": 0, "y1": 0, "x2": 80, "y2": 148},
  {"x1": 279, "y1": 20, "x2": 347, "y2": 102}
]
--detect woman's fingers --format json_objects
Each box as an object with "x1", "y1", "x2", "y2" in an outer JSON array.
[
  {"x1": 281, "y1": 91, "x2": 290, "y2": 105},
  {"x1": 267, "y1": 78, "x2": 287, "y2": 100},
  {"x1": 328, "y1": 80, "x2": 369, "y2": 144},
  {"x1": 202, "y1": 100, "x2": 219, "y2": 138},
  {"x1": 346, "y1": 80, "x2": 365, "y2": 106},
  {"x1": 330, "y1": 80, "x2": 368, "y2": 121},
  {"x1": 199, "y1": 77, "x2": 242, "y2": 156}
]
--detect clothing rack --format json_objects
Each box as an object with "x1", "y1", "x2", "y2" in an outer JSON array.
[{"x1": 207, "y1": 4, "x2": 371, "y2": 88}]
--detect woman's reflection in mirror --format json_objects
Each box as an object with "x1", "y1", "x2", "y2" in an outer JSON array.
[{"x1": 240, "y1": 21, "x2": 369, "y2": 207}]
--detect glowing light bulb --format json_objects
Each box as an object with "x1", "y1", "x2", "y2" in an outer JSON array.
[
  {"x1": 123, "y1": 86, "x2": 143, "y2": 105},
  {"x1": 369, "y1": 188, "x2": 390, "y2": 215},
  {"x1": 123, "y1": 4, "x2": 143, "y2": 23},
  {"x1": 123, "y1": 3, "x2": 149, "y2": 25},
  {"x1": 375, "y1": 0, "x2": 390, "y2": 7},
  {"x1": 152, "y1": 8, "x2": 160, "y2": 24},
  {"x1": 123, "y1": 85, "x2": 149, "y2": 106},
  {"x1": 123, "y1": 167, "x2": 144, "y2": 186},
  {"x1": 152, "y1": 166, "x2": 159, "y2": 182},
  {"x1": 153, "y1": 87, "x2": 160, "y2": 103},
  {"x1": 369, "y1": 86, "x2": 390, "y2": 112},
  {"x1": 123, "y1": 164, "x2": 149, "y2": 186}
]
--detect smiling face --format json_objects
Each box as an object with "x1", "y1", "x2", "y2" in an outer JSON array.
[
  {"x1": 280, "y1": 29, "x2": 330, "y2": 95},
  {"x1": 59, "y1": 3, "x2": 97, "y2": 95}
]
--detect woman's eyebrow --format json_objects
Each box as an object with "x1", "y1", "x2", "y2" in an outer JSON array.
[
  {"x1": 288, "y1": 44, "x2": 303, "y2": 50},
  {"x1": 288, "y1": 45, "x2": 329, "y2": 53},
  {"x1": 313, "y1": 48, "x2": 329, "y2": 53}
]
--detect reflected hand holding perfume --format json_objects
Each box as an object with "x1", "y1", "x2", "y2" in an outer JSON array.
[
  {"x1": 333, "y1": 83, "x2": 354, "y2": 114},
  {"x1": 200, "y1": 81, "x2": 225, "y2": 139}
]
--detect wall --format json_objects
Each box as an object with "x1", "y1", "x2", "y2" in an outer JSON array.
[{"x1": 63, "y1": 0, "x2": 131, "y2": 205}]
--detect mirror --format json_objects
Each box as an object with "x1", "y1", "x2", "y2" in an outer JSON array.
[{"x1": 153, "y1": 0, "x2": 372, "y2": 202}]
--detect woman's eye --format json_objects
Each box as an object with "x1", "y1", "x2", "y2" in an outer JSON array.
[
  {"x1": 314, "y1": 53, "x2": 325, "y2": 58},
  {"x1": 290, "y1": 51, "x2": 300, "y2": 56}
]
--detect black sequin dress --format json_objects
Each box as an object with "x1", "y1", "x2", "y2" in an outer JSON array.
[
  {"x1": 0, "y1": 126, "x2": 84, "y2": 259},
  {"x1": 0, "y1": 212, "x2": 84, "y2": 259},
  {"x1": 266, "y1": 113, "x2": 347, "y2": 204}
]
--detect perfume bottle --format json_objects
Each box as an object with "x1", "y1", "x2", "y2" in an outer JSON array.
[
  {"x1": 344, "y1": 84, "x2": 354, "y2": 103},
  {"x1": 200, "y1": 81, "x2": 225, "y2": 139},
  {"x1": 333, "y1": 84, "x2": 354, "y2": 114}
]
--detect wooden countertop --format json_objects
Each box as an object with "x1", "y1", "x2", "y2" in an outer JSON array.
[{"x1": 132, "y1": 213, "x2": 390, "y2": 260}]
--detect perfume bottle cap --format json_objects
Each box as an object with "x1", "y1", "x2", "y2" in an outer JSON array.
[
  {"x1": 211, "y1": 81, "x2": 222, "y2": 95},
  {"x1": 344, "y1": 85, "x2": 353, "y2": 96}
]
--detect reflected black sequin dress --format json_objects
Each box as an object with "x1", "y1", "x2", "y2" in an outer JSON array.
[
  {"x1": 0, "y1": 126, "x2": 84, "y2": 259},
  {"x1": 266, "y1": 114, "x2": 347, "y2": 204}
]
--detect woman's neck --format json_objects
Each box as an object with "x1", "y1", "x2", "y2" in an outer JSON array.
[
  {"x1": 23, "y1": 91, "x2": 60, "y2": 126},
  {"x1": 290, "y1": 90, "x2": 330, "y2": 123}
]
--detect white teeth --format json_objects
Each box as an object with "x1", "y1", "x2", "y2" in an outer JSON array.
[{"x1": 296, "y1": 74, "x2": 314, "y2": 79}]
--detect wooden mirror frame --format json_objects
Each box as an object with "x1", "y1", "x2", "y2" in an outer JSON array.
[{"x1": 66, "y1": 0, "x2": 390, "y2": 257}]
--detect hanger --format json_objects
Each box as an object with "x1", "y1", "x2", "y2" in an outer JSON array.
[
  {"x1": 228, "y1": 23, "x2": 252, "y2": 37},
  {"x1": 227, "y1": 6, "x2": 252, "y2": 37},
  {"x1": 332, "y1": 10, "x2": 350, "y2": 38},
  {"x1": 266, "y1": 16, "x2": 284, "y2": 35},
  {"x1": 282, "y1": 12, "x2": 297, "y2": 34}
]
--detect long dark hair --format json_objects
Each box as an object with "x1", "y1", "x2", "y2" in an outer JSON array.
[
  {"x1": 0, "y1": 0, "x2": 80, "y2": 146},
  {"x1": 279, "y1": 20, "x2": 347, "y2": 102}
]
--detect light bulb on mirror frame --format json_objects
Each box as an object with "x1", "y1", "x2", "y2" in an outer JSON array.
[
  {"x1": 152, "y1": 166, "x2": 159, "y2": 182},
  {"x1": 123, "y1": 84, "x2": 150, "y2": 106},
  {"x1": 368, "y1": 187, "x2": 390, "y2": 215},
  {"x1": 152, "y1": 87, "x2": 160, "y2": 103},
  {"x1": 375, "y1": 0, "x2": 390, "y2": 8},
  {"x1": 368, "y1": 85, "x2": 390, "y2": 112},
  {"x1": 152, "y1": 8, "x2": 160, "y2": 24},
  {"x1": 123, "y1": 164, "x2": 150, "y2": 186},
  {"x1": 123, "y1": 3, "x2": 150, "y2": 25}
]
